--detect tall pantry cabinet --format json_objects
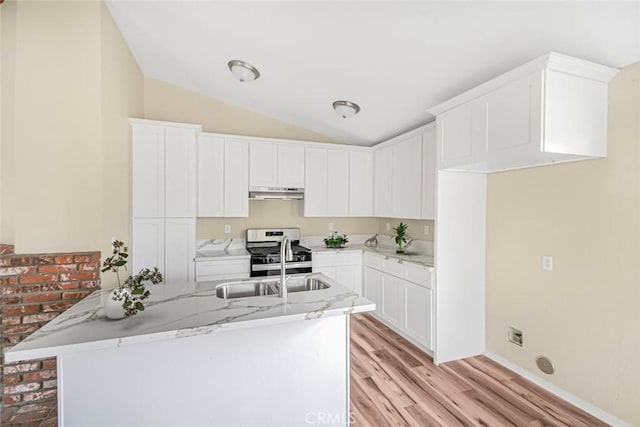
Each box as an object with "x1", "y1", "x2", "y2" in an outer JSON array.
[{"x1": 130, "y1": 119, "x2": 200, "y2": 284}]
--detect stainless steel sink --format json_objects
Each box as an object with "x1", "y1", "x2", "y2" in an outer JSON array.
[
  {"x1": 215, "y1": 280, "x2": 279, "y2": 299},
  {"x1": 286, "y1": 277, "x2": 331, "y2": 293},
  {"x1": 215, "y1": 275, "x2": 330, "y2": 299}
]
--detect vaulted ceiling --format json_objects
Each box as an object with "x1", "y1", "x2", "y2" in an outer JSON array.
[{"x1": 105, "y1": 1, "x2": 640, "y2": 145}]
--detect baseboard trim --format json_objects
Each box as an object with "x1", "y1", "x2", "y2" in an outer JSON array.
[{"x1": 484, "y1": 351, "x2": 630, "y2": 427}]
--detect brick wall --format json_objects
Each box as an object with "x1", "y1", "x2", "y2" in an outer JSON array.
[{"x1": 0, "y1": 245, "x2": 101, "y2": 426}]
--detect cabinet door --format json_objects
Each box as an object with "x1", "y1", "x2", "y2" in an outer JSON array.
[
  {"x1": 327, "y1": 150, "x2": 349, "y2": 217},
  {"x1": 165, "y1": 218, "x2": 196, "y2": 284},
  {"x1": 381, "y1": 274, "x2": 402, "y2": 328},
  {"x1": 197, "y1": 135, "x2": 224, "y2": 217},
  {"x1": 335, "y1": 265, "x2": 362, "y2": 295},
  {"x1": 314, "y1": 266, "x2": 336, "y2": 281},
  {"x1": 277, "y1": 144, "x2": 305, "y2": 188},
  {"x1": 393, "y1": 135, "x2": 423, "y2": 219},
  {"x1": 165, "y1": 127, "x2": 197, "y2": 218},
  {"x1": 131, "y1": 218, "x2": 165, "y2": 280},
  {"x1": 249, "y1": 142, "x2": 278, "y2": 187},
  {"x1": 349, "y1": 150, "x2": 373, "y2": 216},
  {"x1": 373, "y1": 145, "x2": 393, "y2": 217},
  {"x1": 363, "y1": 267, "x2": 381, "y2": 316},
  {"x1": 437, "y1": 99, "x2": 487, "y2": 170},
  {"x1": 304, "y1": 148, "x2": 328, "y2": 216},
  {"x1": 224, "y1": 140, "x2": 249, "y2": 217},
  {"x1": 421, "y1": 127, "x2": 436, "y2": 220},
  {"x1": 132, "y1": 125, "x2": 165, "y2": 218},
  {"x1": 403, "y1": 281, "x2": 433, "y2": 349}
]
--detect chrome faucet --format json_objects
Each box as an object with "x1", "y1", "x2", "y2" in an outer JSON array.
[{"x1": 280, "y1": 236, "x2": 293, "y2": 301}]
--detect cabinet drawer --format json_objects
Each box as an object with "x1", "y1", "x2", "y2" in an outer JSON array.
[
  {"x1": 313, "y1": 251, "x2": 362, "y2": 267},
  {"x1": 381, "y1": 258, "x2": 431, "y2": 289},
  {"x1": 197, "y1": 272, "x2": 250, "y2": 282},
  {"x1": 196, "y1": 259, "x2": 250, "y2": 277},
  {"x1": 363, "y1": 252, "x2": 383, "y2": 270}
]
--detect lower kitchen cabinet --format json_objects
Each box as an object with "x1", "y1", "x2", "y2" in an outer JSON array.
[
  {"x1": 312, "y1": 251, "x2": 362, "y2": 295},
  {"x1": 195, "y1": 258, "x2": 250, "y2": 282},
  {"x1": 363, "y1": 252, "x2": 434, "y2": 351}
]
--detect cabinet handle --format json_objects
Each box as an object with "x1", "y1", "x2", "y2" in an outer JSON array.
[{"x1": 398, "y1": 259, "x2": 403, "y2": 264}]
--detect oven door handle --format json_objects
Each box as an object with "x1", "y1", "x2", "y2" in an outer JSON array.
[{"x1": 251, "y1": 262, "x2": 312, "y2": 272}]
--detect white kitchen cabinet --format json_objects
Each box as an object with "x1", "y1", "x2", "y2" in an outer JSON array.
[
  {"x1": 196, "y1": 258, "x2": 250, "y2": 282},
  {"x1": 421, "y1": 126, "x2": 436, "y2": 220},
  {"x1": 249, "y1": 142, "x2": 305, "y2": 188},
  {"x1": 198, "y1": 136, "x2": 249, "y2": 217},
  {"x1": 312, "y1": 251, "x2": 362, "y2": 295},
  {"x1": 304, "y1": 148, "x2": 328, "y2": 216},
  {"x1": 327, "y1": 150, "x2": 349, "y2": 217},
  {"x1": 132, "y1": 125, "x2": 165, "y2": 218},
  {"x1": 131, "y1": 218, "x2": 165, "y2": 277},
  {"x1": 164, "y1": 218, "x2": 196, "y2": 284},
  {"x1": 373, "y1": 145, "x2": 393, "y2": 217},
  {"x1": 393, "y1": 134, "x2": 423, "y2": 219},
  {"x1": 429, "y1": 53, "x2": 617, "y2": 172},
  {"x1": 363, "y1": 251, "x2": 434, "y2": 351},
  {"x1": 224, "y1": 140, "x2": 249, "y2": 217},
  {"x1": 349, "y1": 150, "x2": 373, "y2": 216},
  {"x1": 197, "y1": 135, "x2": 224, "y2": 217},
  {"x1": 165, "y1": 127, "x2": 197, "y2": 218}
]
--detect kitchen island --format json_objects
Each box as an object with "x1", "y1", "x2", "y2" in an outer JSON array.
[{"x1": 5, "y1": 273, "x2": 374, "y2": 427}]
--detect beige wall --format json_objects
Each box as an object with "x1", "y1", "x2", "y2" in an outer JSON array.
[
  {"x1": 144, "y1": 78, "x2": 342, "y2": 144},
  {"x1": 486, "y1": 62, "x2": 640, "y2": 425},
  {"x1": 0, "y1": 1, "x2": 144, "y2": 273},
  {"x1": 377, "y1": 218, "x2": 434, "y2": 242}
]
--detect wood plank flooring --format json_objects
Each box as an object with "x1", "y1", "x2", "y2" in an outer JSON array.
[{"x1": 350, "y1": 313, "x2": 608, "y2": 427}]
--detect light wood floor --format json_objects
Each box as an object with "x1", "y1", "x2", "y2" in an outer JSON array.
[{"x1": 350, "y1": 313, "x2": 608, "y2": 427}]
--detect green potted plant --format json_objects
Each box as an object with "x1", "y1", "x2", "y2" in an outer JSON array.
[
  {"x1": 324, "y1": 231, "x2": 349, "y2": 249},
  {"x1": 101, "y1": 239, "x2": 163, "y2": 319},
  {"x1": 393, "y1": 222, "x2": 410, "y2": 253}
]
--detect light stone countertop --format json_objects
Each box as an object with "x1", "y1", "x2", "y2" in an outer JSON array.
[
  {"x1": 5, "y1": 273, "x2": 374, "y2": 363},
  {"x1": 308, "y1": 244, "x2": 434, "y2": 268}
]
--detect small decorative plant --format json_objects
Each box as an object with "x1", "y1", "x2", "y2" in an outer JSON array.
[
  {"x1": 324, "y1": 231, "x2": 349, "y2": 248},
  {"x1": 392, "y1": 222, "x2": 410, "y2": 253},
  {"x1": 101, "y1": 240, "x2": 163, "y2": 317}
]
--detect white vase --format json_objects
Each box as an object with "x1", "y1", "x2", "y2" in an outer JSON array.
[{"x1": 104, "y1": 288, "x2": 130, "y2": 320}]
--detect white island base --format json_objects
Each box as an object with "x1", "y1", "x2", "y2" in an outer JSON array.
[{"x1": 59, "y1": 315, "x2": 350, "y2": 426}]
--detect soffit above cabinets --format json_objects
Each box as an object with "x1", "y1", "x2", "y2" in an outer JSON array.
[{"x1": 106, "y1": 1, "x2": 639, "y2": 146}]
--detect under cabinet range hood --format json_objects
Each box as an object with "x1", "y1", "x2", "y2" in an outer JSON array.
[{"x1": 248, "y1": 187, "x2": 304, "y2": 200}]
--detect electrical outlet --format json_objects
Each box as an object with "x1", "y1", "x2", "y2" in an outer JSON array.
[
  {"x1": 386, "y1": 223, "x2": 390, "y2": 231},
  {"x1": 224, "y1": 224, "x2": 231, "y2": 233},
  {"x1": 328, "y1": 223, "x2": 334, "y2": 231},
  {"x1": 424, "y1": 225, "x2": 430, "y2": 235},
  {"x1": 508, "y1": 327, "x2": 523, "y2": 347},
  {"x1": 542, "y1": 256, "x2": 553, "y2": 271}
]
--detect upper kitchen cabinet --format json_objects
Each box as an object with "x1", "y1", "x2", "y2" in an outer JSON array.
[
  {"x1": 304, "y1": 147, "x2": 349, "y2": 217},
  {"x1": 373, "y1": 123, "x2": 436, "y2": 220},
  {"x1": 131, "y1": 120, "x2": 199, "y2": 218},
  {"x1": 249, "y1": 141, "x2": 304, "y2": 188},
  {"x1": 349, "y1": 150, "x2": 373, "y2": 216},
  {"x1": 198, "y1": 134, "x2": 249, "y2": 217},
  {"x1": 429, "y1": 52, "x2": 618, "y2": 172}
]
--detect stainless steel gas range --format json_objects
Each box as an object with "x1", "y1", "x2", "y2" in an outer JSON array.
[{"x1": 246, "y1": 228, "x2": 312, "y2": 277}]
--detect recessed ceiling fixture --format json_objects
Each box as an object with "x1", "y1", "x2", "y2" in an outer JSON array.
[
  {"x1": 332, "y1": 100, "x2": 360, "y2": 119},
  {"x1": 228, "y1": 60, "x2": 260, "y2": 82}
]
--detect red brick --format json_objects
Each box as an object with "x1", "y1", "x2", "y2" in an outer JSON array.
[
  {"x1": 53, "y1": 255, "x2": 74, "y2": 264},
  {"x1": 42, "y1": 302, "x2": 73, "y2": 312},
  {"x1": 3, "y1": 324, "x2": 40, "y2": 335},
  {"x1": 59, "y1": 272, "x2": 97, "y2": 281},
  {"x1": 42, "y1": 359, "x2": 57, "y2": 369},
  {"x1": 79, "y1": 262, "x2": 100, "y2": 271},
  {"x1": 2, "y1": 305, "x2": 41, "y2": 316},
  {"x1": 2, "y1": 316, "x2": 21, "y2": 325},
  {"x1": 42, "y1": 379, "x2": 57, "y2": 389},
  {"x1": 3, "y1": 362, "x2": 42, "y2": 375},
  {"x1": 23, "y1": 389, "x2": 57, "y2": 402},
  {"x1": 61, "y1": 290, "x2": 92, "y2": 300},
  {"x1": 41, "y1": 282, "x2": 78, "y2": 291},
  {"x1": 4, "y1": 394, "x2": 21, "y2": 404},
  {"x1": 7, "y1": 409, "x2": 50, "y2": 423},
  {"x1": 0, "y1": 266, "x2": 35, "y2": 276},
  {"x1": 40, "y1": 417, "x2": 57, "y2": 427},
  {"x1": 22, "y1": 312, "x2": 58, "y2": 324},
  {"x1": 4, "y1": 382, "x2": 41, "y2": 395},
  {"x1": 3, "y1": 335, "x2": 21, "y2": 346},
  {"x1": 74, "y1": 253, "x2": 100, "y2": 263},
  {"x1": 2, "y1": 295, "x2": 21, "y2": 305},
  {"x1": 23, "y1": 370, "x2": 56, "y2": 381},
  {"x1": 0, "y1": 275, "x2": 19, "y2": 285},
  {"x1": 0, "y1": 244, "x2": 14, "y2": 254},
  {"x1": 20, "y1": 274, "x2": 59, "y2": 285},
  {"x1": 3, "y1": 375, "x2": 21, "y2": 385},
  {"x1": 10, "y1": 256, "x2": 34, "y2": 266},
  {"x1": 20, "y1": 284, "x2": 42, "y2": 293},
  {"x1": 38, "y1": 264, "x2": 77, "y2": 273},
  {"x1": 22, "y1": 292, "x2": 61, "y2": 303},
  {"x1": 79, "y1": 280, "x2": 100, "y2": 289}
]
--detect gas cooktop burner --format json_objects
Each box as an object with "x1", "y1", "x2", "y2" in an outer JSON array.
[
  {"x1": 247, "y1": 244, "x2": 311, "y2": 257},
  {"x1": 246, "y1": 228, "x2": 313, "y2": 277}
]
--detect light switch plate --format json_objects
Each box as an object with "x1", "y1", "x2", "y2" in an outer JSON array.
[
  {"x1": 224, "y1": 224, "x2": 231, "y2": 233},
  {"x1": 542, "y1": 256, "x2": 553, "y2": 271},
  {"x1": 328, "y1": 223, "x2": 334, "y2": 231}
]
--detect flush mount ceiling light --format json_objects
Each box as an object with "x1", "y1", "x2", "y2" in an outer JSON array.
[
  {"x1": 332, "y1": 100, "x2": 360, "y2": 119},
  {"x1": 228, "y1": 60, "x2": 260, "y2": 82}
]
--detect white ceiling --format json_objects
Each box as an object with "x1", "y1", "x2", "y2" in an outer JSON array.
[{"x1": 105, "y1": 1, "x2": 640, "y2": 146}]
